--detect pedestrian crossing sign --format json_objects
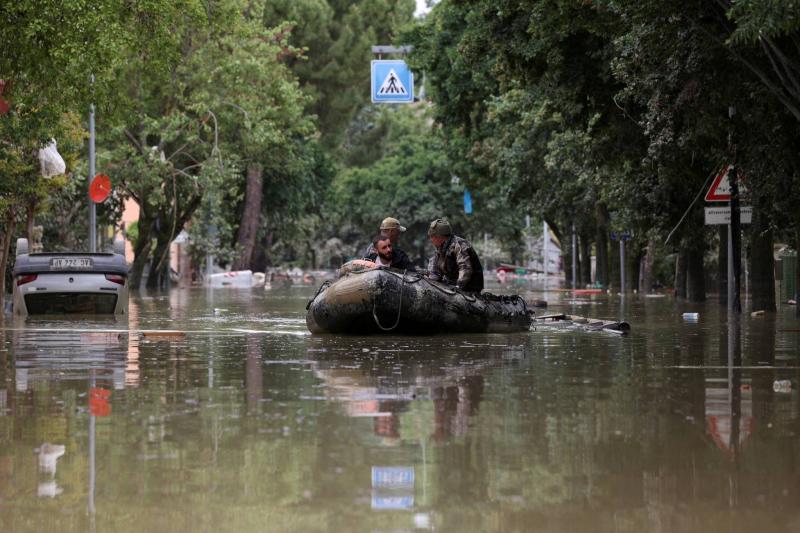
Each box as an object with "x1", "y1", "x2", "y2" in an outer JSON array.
[{"x1": 371, "y1": 60, "x2": 414, "y2": 103}]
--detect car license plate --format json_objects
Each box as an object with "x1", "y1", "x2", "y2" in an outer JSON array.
[{"x1": 50, "y1": 257, "x2": 93, "y2": 269}]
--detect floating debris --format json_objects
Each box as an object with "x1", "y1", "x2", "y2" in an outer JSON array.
[{"x1": 533, "y1": 313, "x2": 630, "y2": 335}]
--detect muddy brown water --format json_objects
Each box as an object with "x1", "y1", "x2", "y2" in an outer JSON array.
[{"x1": 1, "y1": 283, "x2": 799, "y2": 532}]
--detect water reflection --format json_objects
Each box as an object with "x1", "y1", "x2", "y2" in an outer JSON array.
[
  {"x1": 0, "y1": 290, "x2": 800, "y2": 531},
  {"x1": 311, "y1": 339, "x2": 514, "y2": 444}
]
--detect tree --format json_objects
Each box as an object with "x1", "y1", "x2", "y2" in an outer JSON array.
[
  {"x1": 103, "y1": 2, "x2": 322, "y2": 288},
  {"x1": 0, "y1": 0, "x2": 205, "y2": 303}
]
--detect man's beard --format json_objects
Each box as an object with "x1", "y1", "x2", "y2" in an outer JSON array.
[{"x1": 378, "y1": 252, "x2": 392, "y2": 262}]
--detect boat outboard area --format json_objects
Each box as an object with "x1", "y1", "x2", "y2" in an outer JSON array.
[
  {"x1": 305, "y1": 266, "x2": 533, "y2": 335},
  {"x1": 11, "y1": 238, "x2": 130, "y2": 317}
]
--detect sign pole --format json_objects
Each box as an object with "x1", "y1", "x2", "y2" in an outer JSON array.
[
  {"x1": 619, "y1": 238, "x2": 626, "y2": 294},
  {"x1": 88, "y1": 102, "x2": 97, "y2": 253},
  {"x1": 730, "y1": 166, "x2": 741, "y2": 312},
  {"x1": 727, "y1": 105, "x2": 741, "y2": 314}
]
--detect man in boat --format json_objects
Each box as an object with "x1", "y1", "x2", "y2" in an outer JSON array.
[
  {"x1": 363, "y1": 217, "x2": 413, "y2": 268},
  {"x1": 363, "y1": 234, "x2": 416, "y2": 271},
  {"x1": 427, "y1": 218, "x2": 484, "y2": 293}
]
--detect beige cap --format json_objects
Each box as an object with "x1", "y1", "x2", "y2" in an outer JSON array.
[{"x1": 380, "y1": 217, "x2": 406, "y2": 232}]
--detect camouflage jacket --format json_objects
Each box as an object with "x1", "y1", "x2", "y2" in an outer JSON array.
[{"x1": 429, "y1": 235, "x2": 484, "y2": 292}]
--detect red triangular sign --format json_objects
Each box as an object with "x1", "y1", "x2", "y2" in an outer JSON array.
[{"x1": 705, "y1": 165, "x2": 733, "y2": 202}]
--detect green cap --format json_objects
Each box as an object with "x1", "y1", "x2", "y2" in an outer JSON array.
[{"x1": 428, "y1": 218, "x2": 452, "y2": 237}]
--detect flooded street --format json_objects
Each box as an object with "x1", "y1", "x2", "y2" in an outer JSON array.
[{"x1": 1, "y1": 285, "x2": 799, "y2": 532}]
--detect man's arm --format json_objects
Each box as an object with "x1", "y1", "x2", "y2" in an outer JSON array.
[
  {"x1": 427, "y1": 255, "x2": 442, "y2": 281},
  {"x1": 454, "y1": 242, "x2": 474, "y2": 289}
]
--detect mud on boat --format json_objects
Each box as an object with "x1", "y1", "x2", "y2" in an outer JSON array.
[{"x1": 305, "y1": 268, "x2": 532, "y2": 334}]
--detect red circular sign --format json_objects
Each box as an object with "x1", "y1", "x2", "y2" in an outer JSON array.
[{"x1": 89, "y1": 174, "x2": 111, "y2": 203}]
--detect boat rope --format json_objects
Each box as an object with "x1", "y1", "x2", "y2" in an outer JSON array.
[
  {"x1": 372, "y1": 270, "x2": 407, "y2": 331},
  {"x1": 306, "y1": 280, "x2": 331, "y2": 310}
]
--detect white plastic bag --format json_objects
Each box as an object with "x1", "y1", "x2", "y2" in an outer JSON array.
[{"x1": 38, "y1": 139, "x2": 66, "y2": 178}]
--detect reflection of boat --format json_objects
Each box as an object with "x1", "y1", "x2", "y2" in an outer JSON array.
[
  {"x1": 306, "y1": 269, "x2": 531, "y2": 334},
  {"x1": 311, "y1": 340, "x2": 526, "y2": 442}
]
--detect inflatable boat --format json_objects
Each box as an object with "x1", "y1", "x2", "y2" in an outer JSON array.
[{"x1": 305, "y1": 267, "x2": 532, "y2": 334}]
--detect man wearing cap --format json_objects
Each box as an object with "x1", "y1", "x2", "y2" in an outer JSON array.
[
  {"x1": 427, "y1": 218, "x2": 484, "y2": 293},
  {"x1": 363, "y1": 217, "x2": 414, "y2": 270},
  {"x1": 364, "y1": 233, "x2": 416, "y2": 271}
]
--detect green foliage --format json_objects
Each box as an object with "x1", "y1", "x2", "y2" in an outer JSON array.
[
  {"x1": 325, "y1": 105, "x2": 526, "y2": 262},
  {"x1": 262, "y1": 0, "x2": 415, "y2": 150},
  {"x1": 404, "y1": 0, "x2": 800, "y2": 288}
]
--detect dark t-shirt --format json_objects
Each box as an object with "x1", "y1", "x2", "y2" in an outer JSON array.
[{"x1": 363, "y1": 245, "x2": 416, "y2": 271}]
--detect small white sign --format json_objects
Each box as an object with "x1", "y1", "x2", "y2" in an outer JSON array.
[
  {"x1": 704, "y1": 206, "x2": 752, "y2": 225},
  {"x1": 371, "y1": 60, "x2": 414, "y2": 103},
  {"x1": 377, "y1": 68, "x2": 408, "y2": 96}
]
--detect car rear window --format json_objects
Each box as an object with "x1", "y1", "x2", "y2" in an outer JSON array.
[{"x1": 25, "y1": 293, "x2": 118, "y2": 315}]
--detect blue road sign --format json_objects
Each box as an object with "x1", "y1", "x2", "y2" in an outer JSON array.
[
  {"x1": 371, "y1": 466, "x2": 415, "y2": 489},
  {"x1": 464, "y1": 188, "x2": 473, "y2": 215},
  {"x1": 371, "y1": 60, "x2": 414, "y2": 104}
]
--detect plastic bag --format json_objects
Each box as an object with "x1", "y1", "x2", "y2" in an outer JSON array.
[{"x1": 38, "y1": 139, "x2": 66, "y2": 178}]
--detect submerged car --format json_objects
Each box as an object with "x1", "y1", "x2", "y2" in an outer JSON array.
[{"x1": 12, "y1": 238, "x2": 130, "y2": 316}]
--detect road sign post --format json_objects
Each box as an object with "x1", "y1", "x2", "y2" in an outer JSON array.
[
  {"x1": 729, "y1": 166, "x2": 742, "y2": 313},
  {"x1": 705, "y1": 162, "x2": 747, "y2": 313},
  {"x1": 88, "y1": 102, "x2": 96, "y2": 252}
]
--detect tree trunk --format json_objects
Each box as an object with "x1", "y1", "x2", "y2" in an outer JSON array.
[
  {"x1": 580, "y1": 234, "x2": 592, "y2": 286},
  {"x1": 146, "y1": 228, "x2": 172, "y2": 290},
  {"x1": 129, "y1": 214, "x2": 154, "y2": 290},
  {"x1": 675, "y1": 251, "x2": 687, "y2": 299},
  {"x1": 146, "y1": 193, "x2": 203, "y2": 290},
  {"x1": 253, "y1": 230, "x2": 272, "y2": 274},
  {"x1": 0, "y1": 213, "x2": 16, "y2": 317},
  {"x1": 562, "y1": 231, "x2": 574, "y2": 288},
  {"x1": 630, "y1": 246, "x2": 642, "y2": 293},
  {"x1": 595, "y1": 204, "x2": 611, "y2": 287},
  {"x1": 686, "y1": 239, "x2": 706, "y2": 302},
  {"x1": 26, "y1": 200, "x2": 36, "y2": 243},
  {"x1": 307, "y1": 239, "x2": 317, "y2": 270},
  {"x1": 749, "y1": 209, "x2": 776, "y2": 311},
  {"x1": 639, "y1": 239, "x2": 656, "y2": 293},
  {"x1": 232, "y1": 162, "x2": 263, "y2": 271}
]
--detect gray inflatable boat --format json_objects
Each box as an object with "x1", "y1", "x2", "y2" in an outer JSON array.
[{"x1": 305, "y1": 268, "x2": 531, "y2": 334}]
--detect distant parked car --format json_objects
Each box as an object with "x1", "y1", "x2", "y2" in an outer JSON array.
[{"x1": 12, "y1": 238, "x2": 130, "y2": 317}]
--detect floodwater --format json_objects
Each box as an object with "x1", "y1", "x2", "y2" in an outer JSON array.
[{"x1": 1, "y1": 283, "x2": 799, "y2": 533}]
